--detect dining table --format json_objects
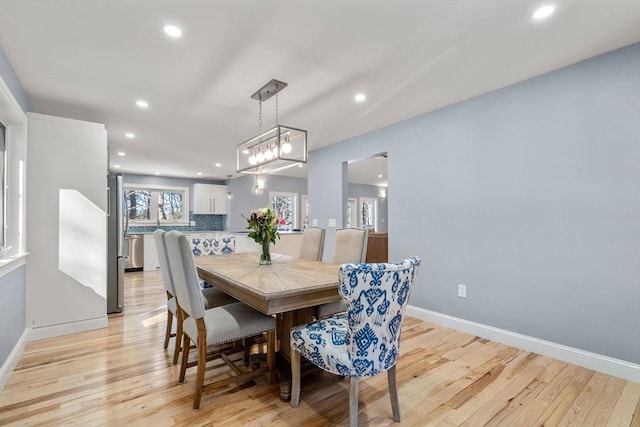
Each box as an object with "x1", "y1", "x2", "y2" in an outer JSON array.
[{"x1": 195, "y1": 251, "x2": 342, "y2": 401}]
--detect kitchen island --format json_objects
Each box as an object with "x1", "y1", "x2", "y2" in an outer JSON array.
[{"x1": 140, "y1": 230, "x2": 303, "y2": 271}]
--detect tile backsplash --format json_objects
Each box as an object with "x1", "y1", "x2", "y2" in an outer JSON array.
[{"x1": 126, "y1": 212, "x2": 225, "y2": 233}]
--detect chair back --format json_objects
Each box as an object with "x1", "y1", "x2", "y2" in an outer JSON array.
[
  {"x1": 299, "y1": 227, "x2": 325, "y2": 261},
  {"x1": 154, "y1": 229, "x2": 176, "y2": 296},
  {"x1": 165, "y1": 230, "x2": 206, "y2": 320},
  {"x1": 191, "y1": 237, "x2": 235, "y2": 256},
  {"x1": 332, "y1": 228, "x2": 369, "y2": 264},
  {"x1": 339, "y1": 257, "x2": 421, "y2": 377}
]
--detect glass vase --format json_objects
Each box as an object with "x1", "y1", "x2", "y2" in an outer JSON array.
[{"x1": 259, "y1": 240, "x2": 272, "y2": 265}]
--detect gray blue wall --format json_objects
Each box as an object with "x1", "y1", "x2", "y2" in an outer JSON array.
[
  {"x1": 227, "y1": 175, "x2": 386, "y2": 232},
  {"x1": 309, "y1": 43, "x2": 640, "y2": 364},
  {"x1": 349, "y1": 183, "x2": 388, "y2": 232},
  {"x1": 228, "y1": 174, "x2": 308, "y2": 231},
  {"x1": 0, "y1": 267, "x2": 26, "y2": 366}
]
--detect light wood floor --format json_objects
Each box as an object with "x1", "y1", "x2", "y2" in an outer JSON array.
[{"x1": 1, "y1": 271, "x2": 639, "y2": 426}]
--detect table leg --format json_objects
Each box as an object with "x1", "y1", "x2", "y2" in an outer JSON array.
[{"x1": 276, "y1": 307, "x2": 316, "y2": 401}]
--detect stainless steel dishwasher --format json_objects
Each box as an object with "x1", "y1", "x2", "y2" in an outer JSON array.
[{"x1": 124, "y1": 234, "x2": 144, "y2": 271}]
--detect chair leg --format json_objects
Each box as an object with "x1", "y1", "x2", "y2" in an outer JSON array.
[
  {"x1": 164, "y1": 310, "x2": 173, "y2": 349},
  {"x1": 173, "y1": 309, "x2": 183, "y2": 365},
  {"x1": 349, "y1": 377, "x2": 359, "y2": 427},
  {"x1": 242, "y1": 338, "x2": 251, "y2": 364},
  {"x1": 179, "y1": 333, "x2": 190, "y2": 384},
  {"x1": 388, "y1": 365, "x2": 401, "y2": 422},
  {"x1": 266, "y1": 330, "x2": 276, "y2": 385},
  {"x1": 192, "y1": 331, "x2": 207, "y2": 409},
  {"x1": 290, "y1": 347, "x2": 301, "y2": 407}
]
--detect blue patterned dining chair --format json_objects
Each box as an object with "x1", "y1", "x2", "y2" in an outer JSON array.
[{"x1": 290, "y1": 257, "x2": 421, "y2": 426}]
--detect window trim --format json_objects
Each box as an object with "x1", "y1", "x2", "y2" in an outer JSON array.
[
  {"x1": 301, "y1": 194, "x2": 309, "y2": 229},
  {"x1": 123, "y1": 183, "x2": 190, "y2": 226},
  {"x1": 358, "y1": 197, "x2": 377, "y2": 230},
  {"x1": 0, "y1": 121, "x2": 6, "y2": 248},
  {"x1": 346, "y1": 197, "x2": 357, "y2": 228}
]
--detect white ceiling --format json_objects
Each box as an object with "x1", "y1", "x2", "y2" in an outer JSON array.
[{"x1": 1, "y1": 1, "x2": 639, "y2": 183}]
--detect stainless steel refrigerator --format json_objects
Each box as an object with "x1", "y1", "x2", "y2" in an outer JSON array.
[{"x1": 107, "y1": 173, "x2": 125, "y2": 313}]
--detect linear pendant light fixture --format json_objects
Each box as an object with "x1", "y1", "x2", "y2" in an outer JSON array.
[{"x1": 236, "y1": 79, "x2": 307, "y2": 175}]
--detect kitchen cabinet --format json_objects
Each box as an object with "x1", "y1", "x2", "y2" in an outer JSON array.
[
  {"x1": 234, "y1": 234, "x2": 260, "y2": 253},
  {"x1": 143, "y1": 234, "x2": 160, "y2": 272},
  {"x1": 193, "y1": 184, "x2": 228, "y2": 215}
]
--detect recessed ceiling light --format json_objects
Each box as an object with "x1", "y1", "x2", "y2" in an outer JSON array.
[
  {"x1": 197, "y1": 172, "x2": 203, "y2": 176},
  {"x1": 155, "y1": 172, "x2": 160, "y2": 175},
  {"x1": 117, "y1": 151, "x2": 126, "y2": 156},
  {"x1": 163, "y1": 24, "x2": 183, "y2": 38},
  {"x1": 354, "y1": 93, "x2": 366, "y2": 102},
  {"x1": 532, "y1": 5, "x2": 555, "y2": 20},
  {"x1": 378, "y1": 174, "x2": 383, "y2": 178},
  {"x1": 214, "y1": 163, "x2": 221, "y2": 167},
  {"x1": 136, "y1": 100, "x2": 149, "y2": 108},
  {"x1": 113, "y1": 165, "x2": 120, "y2": 169},
  {"x1": 125, "y1": 132, "x2": 135, "y2": 139}
]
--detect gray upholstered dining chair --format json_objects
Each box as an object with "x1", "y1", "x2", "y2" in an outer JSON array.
[
  {"x1": 164, "y1": 230, "x2": 276, "y2": 409},
  {"x1": 316, "y1": 227, "x2": 369, "y2": 318},
  {"x1": 153, "y1": 229, "x2": 236, "y2": 365},
  {"x1": 299, "y1": 227, "x2": 326, "y2": 261},
  {"x1": 331, "y1": 227, "x2": 369, "y2": 264},
  {"x1": 290, "y1": 257, "x2": 421, "y2": 426}
]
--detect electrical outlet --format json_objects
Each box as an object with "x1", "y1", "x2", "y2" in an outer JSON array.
[
  {"x1": 458, "y1": 284, "x2": 467, "y2": 298},
  {"x1": 328, "y1": 218, "x2": 337, "y2": 227},
  {"x1": 312, "y1": 218, "x2": 318, "y2": 226}
]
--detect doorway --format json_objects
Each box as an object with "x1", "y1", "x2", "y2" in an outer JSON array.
[{"x1": 345, "y1": 153, "x2": 388, "y2": 262}]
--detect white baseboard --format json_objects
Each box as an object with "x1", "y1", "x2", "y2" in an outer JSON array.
[
  {"x1": 406, "y1": 306, "x2": 640, "y2": 383},
  {"x1": 0, "y1": 329, "x2": 28, "y2": 391},
  {"x1": 27, "y1": 316, "x2": 108, "y2": 342}
]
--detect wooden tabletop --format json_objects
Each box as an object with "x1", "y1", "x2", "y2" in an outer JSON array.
[{"x1": 195, "y1": 252, "x2": 342, "y2": 315}]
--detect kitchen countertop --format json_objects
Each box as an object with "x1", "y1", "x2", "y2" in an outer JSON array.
[{"x1": 126, "y1": 230, "x2": 303, "y2": 236}]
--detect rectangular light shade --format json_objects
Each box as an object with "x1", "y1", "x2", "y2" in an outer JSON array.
[{"x1": 236, "y1": 124, "x2": 307, "y2": 174}]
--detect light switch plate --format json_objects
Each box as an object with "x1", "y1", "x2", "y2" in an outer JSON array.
[
  {"x1": 328, "y1": 218, "x2": 337, "y2": 227},
  {"x1": 312, "y1": 218, "x2": 318, "y2": 226},
  {"x1": 458, "y1": 284, "x2": 467, "y2": 298}
]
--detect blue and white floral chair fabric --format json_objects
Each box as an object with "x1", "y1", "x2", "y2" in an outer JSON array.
[
  {"x1": 191, "y1": 237, "x2": 235, "y2": 289},
  {"x1": 290, "y1": 257, "x2": 421, "y2": 426},
  {"x1": 191, "y1": 237, "x2": 235, "y2": 256}
]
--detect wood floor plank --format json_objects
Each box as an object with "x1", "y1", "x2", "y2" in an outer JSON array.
[
  {"x1": 0, "y1": 270, "x2": 638, "y2": 426},
  {"x1": 607, "y1": 381, "x2": 640, "y2": 427}
]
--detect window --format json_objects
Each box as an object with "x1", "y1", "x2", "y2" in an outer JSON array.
[
  {"x1": 346, "y1": 198, "x2": 357, "y2": 228},
  {"x1": 158, "y1": 190, "x2": 184, "y2": 221},
  {"x1": 125, "y1": 189, "x2": 151, "y2": 221},
  {"x1": 270, "y1": 191, "x2": 298, "y2": 231},
  {"x1": 124, "y1": 184, "x2": 188, "y2": 226},
  {"x1": 0, "y1": 121, "x2": 5, "y2": 247},
  {"x1": 359, "y1": 197, "x2": 377, "y2": 230}
]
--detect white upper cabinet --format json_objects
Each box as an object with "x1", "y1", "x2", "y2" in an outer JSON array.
[{"x1": 192, "y1": 184, "x2": 228, "y2": 215}]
